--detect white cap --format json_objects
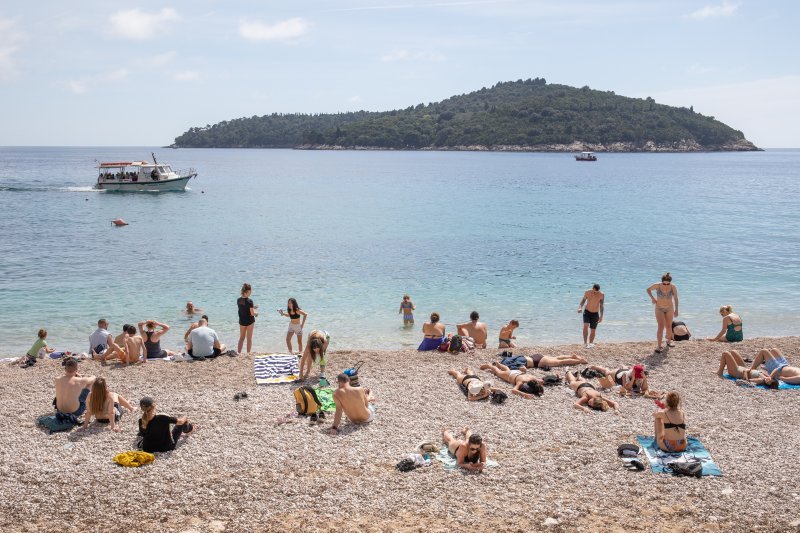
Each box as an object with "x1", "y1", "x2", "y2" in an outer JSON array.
[{"x1": 468, "y1": 381, "x2": 484, "y2": 395}]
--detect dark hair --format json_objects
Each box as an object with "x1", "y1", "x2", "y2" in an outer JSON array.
[
  {"x1": 201, "y1": 314, "x2": 209, "y2": 321},
  {"x1": 122, "y1": 324, "x2": 131, "y2": 332},
  {"x1": 287, "y1": 298, "x2": 299, "y2": 312},
  {"x1": 593, "y1": 283, "x2": 600, "y2": 291},
  {"x1": 62, "y1": 357, "x2": 78, "y2": 368},
  {"x1": 470, "y1": 311, "x2": 479, "y2": 321},
  {"x1": 337, "y1": 373, "x2": 350, "y2": 384},
  {"x1": 511, "y1": 319, "x2": 520, "y2": 327},
  {"x1": 98, "y1": 318, "x2": 107, "y2": 326},
  {"x1": 38, "y1": 328, "x2": 47, "y2": 338},
  {"x1": 139, "y1": 397, "x2": 154, "y2": 409},
  {"x1": 241, "y1": 283, "x2": 251, "y2": 295},
  {"x1": 662, "y1": 272, "x2": 672, "y2": 282},
  {"x1": 467, "y1": 434, "x2": 482, "y2": 445},
  {"x1": 521, "y1": 381, "x2": 544, "y2": 397},
  {"x1": 309, "y1": 338, "x2": 324, "y2": 361},
  {"x1": 764, "y1": 378, "x2": 779, "y2": 390},
  {"x1": 125, "y1": 324, "x2": 137, "y2": 335},
  {"x1": 430, "y1": 313, "x2": 440, "y2": 323}
]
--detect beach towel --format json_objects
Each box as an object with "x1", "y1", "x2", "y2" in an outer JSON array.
[
  {"x1": 636, "y1": 436, "x2": 722, "y2": 477},
  {"x1": 254, "y1": 354, "x2": 299, "y2": 384},
  {"x1": 0, "y1": 357, "x2": 20, "y2": 364},
  {"x1": 313, "y1": 387, "x2": 337, "y2": 412},
  {"x1": 37, "y1": 414, "x2": 78, "y2": 434},
  {"x1": 114, "y1": 451, "x2": 155, "y2": 467},
  {"x1": 500, "y1": 355, "x2": 528, "y2": 369},
  {"x1": 418, "y1": 336, "x2": 445, "y2": 351},
  {"x1": 722, "y1": 373, "x2": 800, "y2": 390},
  {"x1": 435, "y1": 448, "x2": 498, "y2": 470}
]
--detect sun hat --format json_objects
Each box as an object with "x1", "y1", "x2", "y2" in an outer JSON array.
[{"x1": 468, "y1": 381, "x2": 484, "y2": 395}]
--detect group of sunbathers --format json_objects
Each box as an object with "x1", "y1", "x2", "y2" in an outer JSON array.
[{"x1": 717, "y1": 348, "x2": 800, "y2": 387}]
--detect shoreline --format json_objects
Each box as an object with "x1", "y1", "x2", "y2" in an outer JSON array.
[{"x1": 2, "y1": 336, "x2": 800, "y2": 531}]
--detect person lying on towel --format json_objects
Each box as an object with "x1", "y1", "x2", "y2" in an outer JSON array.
[
  {"x1": 524, "y1": 353, "x2": 587, "y2": 371},
  {"x1": 447, "y1": 367, "x2": 499, "y2": 401},
  {"x1": 329, "y1": 373, "x2": 375, "y2": 435},
  {"x1": 717, "y1": 350, "x2": 774, "y2": 385},
  {"x1": 418, "y1": 312, "x2": 446, "y2": 351},
  {"x1": 479, "y1": 361, "x2": 544, "y2": 399},
  {"x1": 442, "y1": 427, "x2": 487, "y2": 473},
  {"x1": 567, "y1": 371, "x2": 620, "y2": 415},
  {"x1": 749, "y1": 348, "x2": 800, "y2": 386},
  {"x1": 589, "y1": 364, "x2": 653, "y2": 396}
]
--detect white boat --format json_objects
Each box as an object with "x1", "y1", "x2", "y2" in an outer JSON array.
[
  {"x1": 95, "y1": 153, "x2": 196, "y2": 191},
  {"x1": 575, "y1": 151, "x2": 597, "y2": 162}
]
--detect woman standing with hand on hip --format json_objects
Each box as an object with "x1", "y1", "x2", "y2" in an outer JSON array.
[
  {"x1": 237, "y1": 283, "x2": 258, "y2": 354},
  {"x1": 279, "y1": 298, "x2": 307, "y2": 354},
  {"x1": 646, "y1": 273, "x2": 679, "y2": 353}
]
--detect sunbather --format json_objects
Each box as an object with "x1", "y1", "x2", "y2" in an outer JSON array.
[
  {"x1": 138, "y1": 397, "x2": 194, "y2": 453},
  {"x1": 81, "y1": 377, "x2": 133, "y2": 432},
  {"x1": 418, "y1": 313, "x2": 446, "y2": 351},
  {"x1": 54, "y1": 357, "x2": 96, "y2": 422},
  {"x1": 589, "y1": 363, "x2": 650, "y2": 395},
  {"x1": 525, "y1": 353, "x2": 587, "y2": 370},
  {"x1": 653, "y1": 391, "x2": 687, "y2": 452},
  {"x1": 457, "y1": 311, "x2": 488, "y2": 349},
  {"x1": 749, "y1": 348, "x2": 800, "y2": 386},
  {"x1": 566, "y1": 371, "x2": 620, "y2": 414},
  {"x1": 299, "y1": 329, "x2": 330, "y2": 380},
  {"x1": 479, "y1": 362, "x2": 545, "y2": 398},
  {"x1": 447, "y1": 367, "x2": 497, "y2": 401},
  {"x1": 442, "y1": 426, "x2": 486, "y2": 473},
  {"x1": 716, "y1": 350, "x2": 771, "y2": 384},
  {"x1": 138, "y1": 320, "x2": 176, "y2": 359}
]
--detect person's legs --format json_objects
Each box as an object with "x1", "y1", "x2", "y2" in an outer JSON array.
[
  {"x1": 665, "y1": 309, "x2": 675, "y2": 344},
  {"x1": 238, "y1": 325, "x2": 246, "y2": 354},
  {"x1": 768, "y1": 348, "x2": 786, "y2": 361},
  {"x1": 171, "y1": 421, "x2": 193, "y2": 445},
  {"x1": 448, "y1": 368, "x2": 466, "y2": 382},
  {"x1": 654, "y1": 308, "x2": 666, "y2": 349},
  {"x1": 750, "y1": 349, "x2": 770, "y2": 370},
  {"x1": 479, "y1": 364, "x2": 498, "y2": 375},
  {"x1": 582, "y1": 322, "x2": 589, "y2": 345},
  {"x1": 296, "y1": 332, "x2": 303, "y2": 353},
  {"x1": 442, "y1": 427, "x2": 463, "y2": 455},
  {"x1": 590, "y1": 365, "x2": 612, "y2": 375},
  {"x1": 544, "y1": 355, "x2": 588, "y2": 366},
  {"x1": 718, "y1": 352, "x2": 734, "y2": 375},
  {"x1": 730, "y1": 350, "x2": 747, "y2": 367},
  {"x1": 495, "y1": 362, "x2": 510, "y2": 372},
  {"x1": 245, "y1": 324, "x2": 254, "y2": 353}
]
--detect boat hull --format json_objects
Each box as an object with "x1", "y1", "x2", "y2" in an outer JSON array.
[{"x1": 95, "y1": 174, "x2": 195, "y2": 192}]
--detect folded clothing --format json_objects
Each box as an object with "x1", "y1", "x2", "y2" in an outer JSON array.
[
  {"x1": 418, "y1": 336, "x2": 445, "y2": 351},
  {"x1": 114, "y1": 451, "x2": 155, "y2": 467},
  {"x1": 37, "y1": 414, "x2": 78, "y2": 434},
  {"x1": 500, "y1": 355, "x2": 527, "y2": 370}
]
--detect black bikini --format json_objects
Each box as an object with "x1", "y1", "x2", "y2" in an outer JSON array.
[{"x1": 576, "y1": 382, "x2": 595, "y2": 395}]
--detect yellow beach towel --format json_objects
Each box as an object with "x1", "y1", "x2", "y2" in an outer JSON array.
[{"x1": 114, "y1": 451, "x2": 155, "y2": 467}]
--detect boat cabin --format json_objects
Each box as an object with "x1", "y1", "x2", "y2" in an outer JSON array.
[{"x1": 97, "y1": 161, "x2": 178, "y2": 183}]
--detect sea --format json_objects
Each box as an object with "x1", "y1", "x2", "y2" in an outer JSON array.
[{"x1": 1, "y1": 147, "x2": 798, "y2": 355}]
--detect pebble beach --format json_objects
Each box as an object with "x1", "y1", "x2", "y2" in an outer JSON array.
[{"x1": 2, "y1": 336, "x2": 799, "y2": 532}]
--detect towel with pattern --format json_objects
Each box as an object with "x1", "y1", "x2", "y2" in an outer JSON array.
[
  {"x1": 313, "y1": 387, "x2": 337, "y2": 412},
  {"x1": 636, "y1": 436, "x2": 722, "y2": 476},
  {"x1": 722, "y1": 373, "x2": 800, "y2": 390},
  {"x1": 254, "y1": 354, "x2": 299, "y2": 384}
]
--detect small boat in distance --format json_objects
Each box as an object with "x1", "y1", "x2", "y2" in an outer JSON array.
[
  {"x1": 575, "y1": 151, "x2": 597, "y2": 162},
  {"x1": 95, "y1": 153, "x2": 196, "y2": 191}
]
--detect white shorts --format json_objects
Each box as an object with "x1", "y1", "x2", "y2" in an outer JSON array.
[
  {"x1": 288, "y1": 323, "x2": 303, "y2": 335},
  {"x1": 366, "y1": 404, "x2": 376, "y2": 423}
]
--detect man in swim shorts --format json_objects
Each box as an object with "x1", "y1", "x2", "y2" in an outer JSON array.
[
  {"x1": 329, "y1": 373, "x2": 375, "y2": 435},
  {"x1": 54, "y1": 357, "x2": 96, "y2": 423},
  {"x1": 578, "y1": 284, "x2": 604, "y2": 348},
  {"x1": 457, "y1": 311, "x2": 488, "y2": 349}
]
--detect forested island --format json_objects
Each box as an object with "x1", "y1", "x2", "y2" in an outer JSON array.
[{"x1": 172, "y1": 79, "x2": 759, "y2": 152}]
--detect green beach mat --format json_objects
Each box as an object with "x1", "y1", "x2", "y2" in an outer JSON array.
[{"x1": 313, "y1": 387, "x2": 336, "y2": 412}]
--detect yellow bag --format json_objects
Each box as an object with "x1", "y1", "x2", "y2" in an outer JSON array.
[{"x1": 114, "y1": 451, "x2": 155, "y2": 467}]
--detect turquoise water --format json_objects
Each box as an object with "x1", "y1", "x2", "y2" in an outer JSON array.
[{"x1": 1, "y1": 147, "x2": 798, "y2": 354}]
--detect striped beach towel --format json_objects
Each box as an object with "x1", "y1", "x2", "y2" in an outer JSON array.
[{"x1": 254, "y1": 354, "x2": 299, "y2": 384}]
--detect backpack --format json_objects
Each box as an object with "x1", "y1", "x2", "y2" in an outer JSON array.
[
  {"x1": 294, "y1": 386, "x2": 321, "y2": 416},
  {"x1": 542, "y1": 374, "x2": 562, "y2": 386},
  {"x1": 448, "y1": 335, "x2": 463, "y2": 353},
  {"x1": 490, "y1": 390, "x2": 508, "y2": 404},
  {"x1": 344, "y1": 361, "x2": 364, "y2": 387},
  {"x1": 667, "y1": 459, "x2": 703, "y2": 478}
]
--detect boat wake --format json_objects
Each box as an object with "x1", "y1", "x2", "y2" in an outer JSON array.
[{"x1": 0, "y1": 185, "x2": 102, "y2": 193}]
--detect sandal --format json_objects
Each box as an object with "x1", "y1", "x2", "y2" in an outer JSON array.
[{"x1": 654, "y1": 347, "x2": 663, "y2": 354}]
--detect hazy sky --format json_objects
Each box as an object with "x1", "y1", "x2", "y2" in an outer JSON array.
[{"x1": 1, "y1": 1, "x2": 797, "y2": 146}]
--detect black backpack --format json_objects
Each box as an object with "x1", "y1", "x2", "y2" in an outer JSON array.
[
  {"x1": 490, "y1": 390, "x2": 508, "y2": 404},
  {"x1": 667, "y1": 459, "x2": 703, "y2": 478},
  {"x1": 542, "y1": 374, "x2": 562, "y2": 386},
  {"x1": 395, "y1": 458, "x2": 419, "y2": 472}
]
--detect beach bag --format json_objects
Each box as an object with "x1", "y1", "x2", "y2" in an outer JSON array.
[
  {"x1": 438, "y1": 341, "x2": 450, "y2": 352},
  {"x1": 667, "y1": 459, "x2": 703, "y2": 478},
  {"x1": 294, "y1": 386, "x2": 321, "y2": 416},
  {"x1": 448, "y1": 335, "x2": 463, "y2": 353},
  {"x1": 461, "y1": 337, "x2": 475, "y2": 352},
  {"x1": 542, "y1": 374, "x2": 562, "y2": 386},
  {"x1": 490, "y1": 390, "x2": 508, "y2": 404},
  {"x1": 344, "y1": 361, "x2": 364, "y2": 387}
]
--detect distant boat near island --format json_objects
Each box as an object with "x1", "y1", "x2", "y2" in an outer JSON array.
[
  {"x1": 575, "y1": 151, "x2": 597, "y2": 161},
  {"x1": 95, "y1": 153, "x2": 196, "y2": 192}
]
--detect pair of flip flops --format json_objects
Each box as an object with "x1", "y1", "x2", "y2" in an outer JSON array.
[
  {"x1": 233, "y1": 392, "x2": 248, "y2": 401},
  {"x1": 618, "y1": 443, "x2": 645, "y2": 471}
]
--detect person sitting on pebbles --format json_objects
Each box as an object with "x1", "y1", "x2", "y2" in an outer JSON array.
[
  {"x1": 567, "y1": 371, "x2": 620, "y2": 414},
  {"x1": 329, "y1": 373, "x2": 375, "y2": 435},
  {"x1": 447, "y1": 367, "x2": 499, "y2": 401},
  {"x1": 524, "y1": 353, "x2": 587, "y2": 371},
  {"x1": 442, "y1": 427, "x2": 487, "y2": 473},
  {"x1": 138, "y1": 397, "x2": 195, "y2": 453},
  {"x1": 479, "y1": 362, "x2": 545, "y2": 399},
  {"x1": 54, "y1": 357, "x2": 96, "y2": 423},
  {"x1": 81, "y1": 377, "x2": 134, "y2": 432},
  {"x1": 653, "y1": 391, "x2": 687, "y2": 453}
]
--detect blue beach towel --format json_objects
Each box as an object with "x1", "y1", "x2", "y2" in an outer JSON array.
[
  {"x1": 418, "y1": 336, "x2": 445, "y2": 351},
  {"x1": 636, "y1": 436, "x2": 722, "y2": 477},
  {"x1": 37, "y1": 414, "x2": 78, "y2": 434},
  {"x1": 254, "y1": 354, "x2": 299, "y2": 384},
  {"x1": 722, "y1": 373, "x2": 800, "y2": 390},
  {"x1": 500, "y1": 355, "x2": 527, "y2": 369},
  {"x1": 435, "y1": 447, "x2": 498, "y2": 470}
]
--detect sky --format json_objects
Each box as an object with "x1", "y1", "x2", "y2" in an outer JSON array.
[{"x1": 0, "y1": 0, "x2": 798, "y2": 147}]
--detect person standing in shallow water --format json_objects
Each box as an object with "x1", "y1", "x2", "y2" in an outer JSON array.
[
  {"x1": 578, "y1": 284, "x2": 604, "y2": 348},
  {"x1": 237, "y1": 283, "x2": 257, "y2": 354},
  {"x1": 646, "y1": 273, "x2": 679, "y2": 354},
  {"x1": 398, "y1": 295, "x2": 415, "y2": 326}
]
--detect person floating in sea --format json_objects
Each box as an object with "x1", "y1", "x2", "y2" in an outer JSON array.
[
  {"x1": 399, "y1": 294, "x2": 416, "y2": 326},
  {"x1": 329, "y1": 373, "x2": 375, "y2": 436},
  {"x1": 442, "y1": 427, "x2": 487, "y2": 473},
  {"x1": 418, "y1": 313, "x2": 446, "y2": 351},
  {"x1": 708, "y1": 305, "x2": 743, "y2": 343},
  {"x1": 237, "y1": 283, "x2": 258, "y2": 354},
  {"x1": 279, "y1": 298, "x2": 307, "y2": 354},
  {"x1": 578, "y1": 283, "x2": 604, "y2": 348},
  {"x1": 184, "y1": 301, "x2": 202, "y2": 315},
  {"x1": 646, "y1": 273, "x2": 679, "y2": 353},
  {"x1": 457, "y1": 311, "x2": 488, "y2": 349},
  {"x1": 498, "y1": 320, "x2": 519, "y2": 348}
]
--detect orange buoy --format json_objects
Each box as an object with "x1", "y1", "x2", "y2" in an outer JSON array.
[{"x1": 111, "y1": 218, "x2": 128, "y2": 227}]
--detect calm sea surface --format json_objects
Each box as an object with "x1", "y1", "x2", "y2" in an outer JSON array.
[{"x1": 1, "y1": 147, "x2": 798, "y2": 355}]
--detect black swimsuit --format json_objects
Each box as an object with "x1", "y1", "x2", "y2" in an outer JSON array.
[
  {"x1": 529, "y1": 354, "x2": 543, "y2": 368},
  {"x1": 575, "y1": 382, "x2": 595, "y2": 396}
]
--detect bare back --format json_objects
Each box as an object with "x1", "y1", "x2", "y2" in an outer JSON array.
[
  {"x1": 458, "y1": 322, "x2": 487, "y2": 346},
  {"x1": 55, "y1": 374, "x2": 94, "y2": 413},
  {"x1": 333, "y1": 386, "x2": 370, "y2": 423},
  {"x1": 423, "y1": 322, "x2": 445, "y2": 337},
  {"x1": 124, "y1": 336, "x2": 144, "y2": 362}
]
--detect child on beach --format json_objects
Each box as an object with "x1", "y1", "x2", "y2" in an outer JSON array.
[
  {"x1": 21, "y1": 329, "x2": 55, "y2": 367},
  {"x1": 498, "y1": 320, "x2": 519, "y2": 348},
  {"x1": 81, "y1": 377, "x2": 134, "y2": 432},
  {"x1": 399, "y1": 295, "x2": 415, "y2": 325}
]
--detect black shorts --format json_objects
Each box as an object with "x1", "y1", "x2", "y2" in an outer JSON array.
[{"x1": 583, "y1": 310, "x2": 600, "y2": 329}]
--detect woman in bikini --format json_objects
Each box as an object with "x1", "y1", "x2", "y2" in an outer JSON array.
[
  {"x1": 708, "y1": 305, "x2": 743, "y2": 343},
  {"x1": 418, "y1": 312, "x2": 446, "y2": 351},
  {"x1": 589, "y1": 363, "x2": 652, "y2": 395},
  {"x1": 279, "y1": 298, "x2": 307, "y2": 353},
  {"x1": 398, "y1": 295, "x2": 415, "y2": 326},
  {"x1": 442, "y1": 427, "x2": 486, "y2": 472},
  {"x1": 299, "y1": 329, "x2": 330, "y2": 381},
  {"x1": 447, "y1": 367, "x2": 496, "y2": 401},
  {"x1": 646, "y1": 272, "x2": 679, "y2": 353},
  {"x1": 81, "y1": 377, "x2": 134, "y2": 432},
  {"x1": 716, "y1": 350, "x2": 771, "y2": 384},
  {"x1": 653, "y1": 391, "x2": 687, "y2": 452},
  {"x1": 479, "y1": 362, "x2": 545, "y2": 399},
  {"x1": 748, "y1": 348, "x2": 800, "y2": 386},
  {"x1": 525, "y1": 353, "x2": 587, "y2": 370},
  {"x1": 566, "y1": 371, "x2": 620, "y2": 414}
]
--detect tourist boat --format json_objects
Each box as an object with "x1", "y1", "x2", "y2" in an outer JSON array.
[
  {"x1": 95, "y1": 154, "x2": 196, "y2": 191},
  {"x1": 575, "y1": 151, "x2": 597, "y2": 162}
]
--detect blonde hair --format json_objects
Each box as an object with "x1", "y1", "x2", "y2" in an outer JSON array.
[
  {"x1": 592, "y1": 398, "x2": 609, "y2": 411},
  {"x1": 665, "y1": 391, "x2": 681, "y2": 410},
  {"x1": 37, "y1": 329, "x2": 47, "y2": 339},
  {"x1": 89, "y1": 378, "x2": 108, "y2": 418},
  {"x1": 719, "y1": 305, "x2": 733, "y2": 315}
]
